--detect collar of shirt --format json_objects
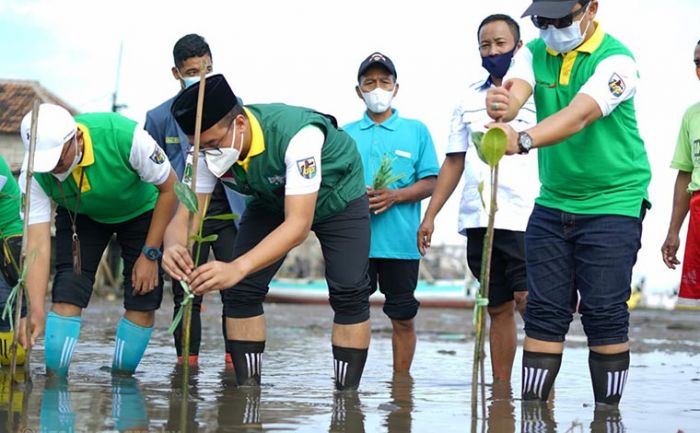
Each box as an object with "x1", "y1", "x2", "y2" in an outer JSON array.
[
  {"x1": 358, "y1": 108, "x2": 400, "y2": 131},
  {"x1": 237, "y1": 106, "x2": 265, "y2": 172},
  {"x1": 76, "y1": 123, "x2": 95, "y2": 167},
  {"x1": 479, "y1": 76, "x2": 495, "y2": 91},
  {"x1": 547, "y1": 21, "x2": 605, "y2": 86}
]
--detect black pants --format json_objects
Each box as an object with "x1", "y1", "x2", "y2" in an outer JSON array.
[
  {"x1": 53, "y1": 207, "x2": 163, "y2": 311},
  {"x1": 222, "y1": 195, "x2": 371, "y2": 325},
  {"x1": 171, "y1": 200, "x2": 238, "y2": 356}
]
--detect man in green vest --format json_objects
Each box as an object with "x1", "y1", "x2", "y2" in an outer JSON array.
[
  {"x1": 19, "y1": 103, "x2": 178, "y2": 376},
  {"x1": 484, "y1": 0, "x2": 651, "y2": 406},
  {"x1": 0, "y1": 156, "x2": 25, "y2": 366},
  {"x1": 163, "y1": 74, "x2": 371, "y2": 390}
]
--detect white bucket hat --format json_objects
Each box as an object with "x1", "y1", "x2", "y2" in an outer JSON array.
[{"x1": 20, "y1": 103, "x2": 77, "y2": 173}]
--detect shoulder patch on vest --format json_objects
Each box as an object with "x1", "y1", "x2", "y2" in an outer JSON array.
[
  {"x1": 608, "y1": 73, "x2": 625, "y2": 97},
  {"x1": 296, "y1": 157, "x2": 317, "y2": 179},
  {"x1": 150, "y1": 146, "x2": 166, "y2": 164}
]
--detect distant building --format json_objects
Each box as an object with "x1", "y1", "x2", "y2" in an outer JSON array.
[{"x1": 0, "y1": 79, "x2": 79, "y2": 172}]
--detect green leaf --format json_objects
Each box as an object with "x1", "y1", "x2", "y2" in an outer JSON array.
[
  {"x1": 203, "y1": 213, "x2": 239, "y2": 221},
  {"x1": 479, "y1": 128, "x2": 507, "y2": 167},
  {"x1": 198, "y1": 234, "x2": 218, "y2": 243},
  {"x1": 174, "y1": 182, "x2": 198, "y2": 214},
  {"x1": 167, "y1": 280, "x2": 195, "y2": 334},
  {"x1": 372, "y1": 153, "x2": 405, "y2": 190},
  {"x1": 478, "y1": 181, "x2": 486, "y2": 210}
]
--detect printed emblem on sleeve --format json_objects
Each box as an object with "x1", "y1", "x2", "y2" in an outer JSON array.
[
  {"x1": 608, "y1": 73, "x2": 625, "y2": 97},
  {"x1": 296, "y1": 157, "x2": 317, "y2": 179},
  {"x1": 149, "y1": 146, "x2": 166, "y2": 164},
  {"x1": 183, "y1": 162, "x2": 192, "y2": 184}
]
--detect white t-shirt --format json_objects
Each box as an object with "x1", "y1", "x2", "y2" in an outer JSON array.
[
  {"x1": 447, "y1": 78, "x2": 539, "y2": 234},
  {"x1": 505, "y1": 48, "x2": 638, "y2": 116},
  {"x1": 189, "y1": 125, "x2": 325, "y2": 196},
  {"x1": 20, "y1": 127, "x2": 171, "y2": 225}
]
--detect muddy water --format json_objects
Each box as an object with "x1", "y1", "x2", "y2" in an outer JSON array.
[{"x1": 1, "y1": 298, "x2": 698, "y2": 432}]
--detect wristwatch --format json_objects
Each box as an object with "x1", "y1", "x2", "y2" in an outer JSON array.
[
  {"x1": 517, "y1": 131, "x2": 534, "y2": 155},
  {"x1": 142, "y1": 246, "x2": 162, "y2": 261}
]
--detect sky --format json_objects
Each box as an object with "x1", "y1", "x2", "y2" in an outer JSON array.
[{"x1": 1, "y1": 0, "x2": 699, "y2": 293}]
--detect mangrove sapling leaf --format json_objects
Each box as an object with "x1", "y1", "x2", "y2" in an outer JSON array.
[
  {"x1": 479, "y1": 128, "x2": 507, "y2": 168},
  {"x1": 478, "y1": 181, "x2": 486, "y2": 210},
  {"x1": 168, "y1": 281, "x2": 195, "y2": 334},
  {"x1": 198, "y1": 234, "x2": 218, "y2": 243},
  {"x1": 204, "y1": 213, "x2": 239, "y2": 221},
  {"x1": 471, "y1": 131, "x2": 488, "y2": 165},
  {"x1": 372, "y1": 153, "x2": 405, "y2": 190},
  {"x1": 174, "y1": 182, "x2": 199, "y2": 214}
]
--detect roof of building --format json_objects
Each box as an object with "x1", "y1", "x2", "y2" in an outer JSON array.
[{"x1": 0, "y1": 79, "x2": 79, "y2": 134}]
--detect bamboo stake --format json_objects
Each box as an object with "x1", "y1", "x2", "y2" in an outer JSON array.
[
  {"x1": 10, "y1": 99, "x2": 40, "y2": 380},
  {"x1": 180, "y1": 59, "x2": 207, "y2": 429}
]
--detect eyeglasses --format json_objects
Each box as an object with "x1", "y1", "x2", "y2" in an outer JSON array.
[
  {"x1": 187, "y1": 121, "x2": 235, "y2": 155},
  {"x1": 694, "y1": 59, "x2": 700, "y2": 67},
  {"x1": 531, "y1": 0, "x2": 590, "y2": 30}
]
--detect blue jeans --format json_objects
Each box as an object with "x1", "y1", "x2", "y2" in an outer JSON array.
[{"x1": 523, "y1": 204, "x2": 646, "y2": 346}]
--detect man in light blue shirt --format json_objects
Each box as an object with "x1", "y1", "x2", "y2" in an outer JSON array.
[{"x1": 344, "y1": 52, "x2": 439, "y2": 372}]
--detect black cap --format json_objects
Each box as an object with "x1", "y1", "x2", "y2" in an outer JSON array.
[
  {"x1": 171, "y1": 73, "x2": 239, "y2": 135},
  {"x1": 521, "y1": 0, "x2": 580, "y2": 18},
  {"x1": 357, "y1": 52, "x2": 397, "y2": 81}
]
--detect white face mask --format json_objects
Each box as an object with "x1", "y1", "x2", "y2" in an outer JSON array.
[
  {"x1": 205, "y1": 123, "x2": 242, "y2": 178},
  {"x1": 52, "y1": 137, "x2": 82, "y2": 182},
  {"x1": 540, "y1": 7, "x2": 591, "y2": 53},
  {"x1": 361, "y1": 87, "x2": 395, "y2": 114}
]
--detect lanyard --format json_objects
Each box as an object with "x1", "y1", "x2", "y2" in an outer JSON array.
[{"x1": 56, "y1": 169, "x2": 86, "y2": 276}]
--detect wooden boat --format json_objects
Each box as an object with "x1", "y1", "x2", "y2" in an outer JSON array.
[{"x1": 266, "y1": 278, "x2": 475, "y2": 309}]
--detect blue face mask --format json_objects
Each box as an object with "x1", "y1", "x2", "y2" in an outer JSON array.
[
  {"x1": 481, "y1": 47, "x2": 516, "y2": 79},
  {"x1": 178, "y1": 71, "x2": 212, "y2": 88}
]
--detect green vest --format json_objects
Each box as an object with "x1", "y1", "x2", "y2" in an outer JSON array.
[
  {"x1": 35, "y1": 113, "x2": 158, "y2": 224},
  {"x1": 0, "y1": 157, "x2": 22, "y2": 238},
  {"x1": 223, "y1": 104, "x2": 366, "y2": 223},
  {"x1": 528, "y1": 35, "x2": 651, "y2": 217}
]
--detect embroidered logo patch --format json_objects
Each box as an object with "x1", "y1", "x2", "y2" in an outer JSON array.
[
  {"x1": 296, "y1": 157, "x2": 317, "y2": 179},
  {"x1": 608, "y1": 73, "x2": 625, "y2": 97},
  {"x1": 267, "y1": 175, "x2": 285, "y2": 185},
  {"x1": 149, "y1": 146, "x2": 166, "y2": 164}
]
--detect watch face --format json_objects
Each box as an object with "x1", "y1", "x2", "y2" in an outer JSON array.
[{"x1": 144, "y1": 247, "x2": 161, "y2": 260}]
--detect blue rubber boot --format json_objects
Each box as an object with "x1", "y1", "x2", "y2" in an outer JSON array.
[
  {"x1": 44, "y1": 311, "x2": 81, "y2": 377},
  {"x1": 112, "y1": 317, "x2": 153, "y2": 374}
]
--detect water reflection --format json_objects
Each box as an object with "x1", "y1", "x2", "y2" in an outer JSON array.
[
  {"x1": 165, "y1": 365, "x2": 202, "y2": 433},
  {"x1": 487, "y1": 382, "x2": 516, "y2": 433},
  {"x1": 521, "y1": 400, "x2": 556, "y2": 433},
  {"x1": 383, "y1": 372, "x2": 414, "y2": 433},
  {"x1": 590, "y1": 406, "x2": 625, "y2": 433},
  {"x1": 215, "y1": 371, "x2": 262, "y2": 432},
  {"x1": 111, "y1": 376, "x2": 148, "y2": 432},
  {"x1": 330, "y1": 391, "x2": 364, "y2": 433},
  {"x1": 0, "y1": 368, "x2": 31, "y2": 432},
  {"x1": 40, "y1": 377, "x2": 75, "y2": 433}
]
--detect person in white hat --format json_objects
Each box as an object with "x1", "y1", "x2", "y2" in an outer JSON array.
[{"x1": 18, "y1": 103, "x2": 178, "y2": 377}]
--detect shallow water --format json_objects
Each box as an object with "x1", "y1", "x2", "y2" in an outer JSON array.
[{"x1": 1, "y1": 298, "x2": 699, "y2": 433}]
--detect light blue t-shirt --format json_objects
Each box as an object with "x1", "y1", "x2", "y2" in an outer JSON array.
[{"x1": 344, "y1": 109, "x2": 439, "y2": 259}]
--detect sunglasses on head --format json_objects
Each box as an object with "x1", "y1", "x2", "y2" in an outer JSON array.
[{"x1": 531, "y1": 0, "x2": 591, "y2": 30}]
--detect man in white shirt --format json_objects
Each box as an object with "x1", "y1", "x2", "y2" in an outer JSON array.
[{"x1": 418, "y1": 14, "x2": 538, "y2": 383}]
